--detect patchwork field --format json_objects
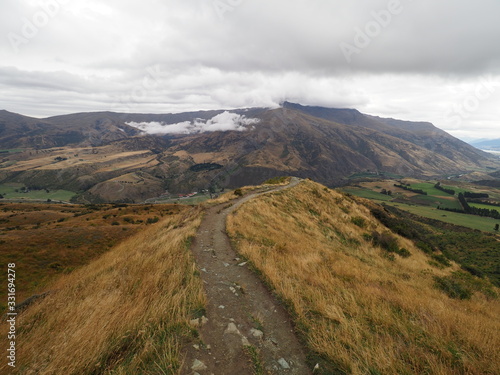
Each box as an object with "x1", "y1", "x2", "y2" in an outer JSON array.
[{"x1": 342, "y1": 178, "x2": 500, "y2": 233}]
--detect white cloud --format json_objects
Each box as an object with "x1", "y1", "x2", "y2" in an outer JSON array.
[
  {"x1": 126, "y1": 111, "x2": 260, "y2": 135},
  {"x1": 1, "y1": 0, "x2": 500, "y2": 140}
]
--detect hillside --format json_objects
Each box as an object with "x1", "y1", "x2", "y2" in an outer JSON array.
[
  {"x1": 0, "y1": 104, "x2": 498, "y2": 203},
  {"x1": 227, "y1": 180, "x2": 499, "y2": 374},
  {"x1": 0, "y1": 205, "x2": 205, "y2": 374},
  {"x1": 2, "y1": 179, "x2": 498, "y2": 374}
]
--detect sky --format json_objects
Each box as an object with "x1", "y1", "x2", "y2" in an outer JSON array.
[{"x1": 1, "y1": 0, "x2": 499, "y2": 141}]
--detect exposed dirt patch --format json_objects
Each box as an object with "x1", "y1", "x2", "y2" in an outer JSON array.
[{"x1": 182, "y1": 178, "x2": 312, "y2": 375}]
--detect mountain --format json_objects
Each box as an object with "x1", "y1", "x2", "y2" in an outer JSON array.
[
  {"x1": 470, "y1": 138, "x2": 500, "y2": 151},
  {"x1": 0, "y1": 104, "x2": 498, "y2": 202}
]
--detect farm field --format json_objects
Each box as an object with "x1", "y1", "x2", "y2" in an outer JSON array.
[
  {"x1": 383, "y1": 201, "x2": 499, "y2": 232},
  {"x1": 341, "y1": 178, "x2": 500, "y2": 233},
  {"x1": 0, "y1": 183, "x2": 76, "y2": 202}
]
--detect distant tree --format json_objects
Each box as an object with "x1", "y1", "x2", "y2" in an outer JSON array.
[{"x1": 495, "y1": 224, "x2": 499, "y2": 231}]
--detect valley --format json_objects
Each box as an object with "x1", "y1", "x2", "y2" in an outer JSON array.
[{"x1": 0, "y1": 104, "x2": 499, "y2": 374}]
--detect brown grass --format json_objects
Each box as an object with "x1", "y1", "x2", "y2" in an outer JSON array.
[
  {"x1": 205, "y1": 177, "x2": 291, "y2": 206},
  {"x1": 0, "y1": 203, "x2": 184, "y2": 313},
  {"x1": 226, "y1": 180, "x2": 500, "y2": 374},
  {"x1": 0, "y1": 207, "x2": 205, "y2": 374}
]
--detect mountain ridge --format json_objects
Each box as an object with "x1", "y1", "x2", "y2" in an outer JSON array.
[{"x1": 0, "y1": 104, "x2": 498, "y2": 202}]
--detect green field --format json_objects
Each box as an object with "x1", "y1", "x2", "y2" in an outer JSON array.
[
  {"x1": 406, "y1": 182, "x2": 456, "y2": 196},
  {"x1": 341, "y1": 188, "x2": 394, "y2": 201},
  {"x1": 383, "y1": 201, "x2": 499, "y2": 232},
  {"x1": 0, "y1": 148, "x2": 23, "y2": 154},
  {"x1": 469, "y1": 202, "x2": 500, "y2": 214},
  {"x1": 409, "y1": 194, "x2": 463, "y2": 210},
  {"x1": 0, "y1": 184, "x2": 75, "y2": 202}
]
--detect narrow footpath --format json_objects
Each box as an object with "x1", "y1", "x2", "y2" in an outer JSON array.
[{"x1": 182, "y1": 178, "x2": 312, "y2": 375}]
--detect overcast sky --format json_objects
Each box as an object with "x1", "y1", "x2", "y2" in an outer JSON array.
[{"x1": 1, "y1": 0, "x2": 499, "y2": 140}]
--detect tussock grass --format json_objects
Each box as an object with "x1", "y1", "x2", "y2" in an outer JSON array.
[
  {"x1": 227, "y1": 180, "x2": 500, "y2": 374},
  {"x1": 1, "y1": 207, "x2": 205, "y2": 374},
  {"x1": 205, "y1": 177, "x2": 291, "y2": 206}
]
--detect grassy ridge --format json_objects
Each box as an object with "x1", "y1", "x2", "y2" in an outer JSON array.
[
  {"x1": 227, "y1": 180, "x2": 500, "y2": 374},
  {"x1": 0, "y1": 203, "x2": 184, "y2": 314},
  {"x1": 0, "y1": 207, "x2": 205, "y2": 374}
]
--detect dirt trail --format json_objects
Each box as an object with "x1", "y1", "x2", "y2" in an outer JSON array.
[{"x1": 182, "y1": 178, "x2": 312, "y2": 375}]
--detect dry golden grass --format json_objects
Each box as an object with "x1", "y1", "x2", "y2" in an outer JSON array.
[
  {"x1": 0, "y1": 207, "x2": 205, "y2": 374},
  {"x1": 227, "y1": 180, "x2": 500, "y2": 375},
  {"x1": 0, "y1": 203, "x2": 184, "y2": 312},
  {"x1": 205, "y1": 177, "x2": 291, "y2": 206}
]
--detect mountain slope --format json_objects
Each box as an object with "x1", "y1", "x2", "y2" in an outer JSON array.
[
  {"x1": 227, "y1": 179, "x2": 500, "y2": 374},
  {"x1": 0, "y1": 104, "x2": 498, "y2": 202},
  {"x1": 282, "y1": 101, "x2": 494, "y2": 166}
]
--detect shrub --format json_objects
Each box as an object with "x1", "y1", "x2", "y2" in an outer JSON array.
[
  {"x1": 111, "y1": 221, "x2": 120, "y2": 226},
  {"x1": 371, "y1": 231, "x2": 399, "y2": 253},
  {"x1": 146, "y1": 217, "x2": 159, "y2": 224},
  {"x1": 431, "y1": 254, "x2": 451, "y2": 267},
  {"x1": 351, "y1": 216, "x2": 366, "y2": 228},
  {"x1": 234, "y1": 188, "x2": 243, "y2": 197},
  {"x1": 434, "y1": 276, "x2": 472, "y2": 300},
  {"x1": 396, "y1": 248, "x2": 411, "y2": 258}
]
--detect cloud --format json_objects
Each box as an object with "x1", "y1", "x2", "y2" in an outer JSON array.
[
  {"x1": 126, "y1": 111, "x2": 260, "y2": 135},
  {"x1": 0, "y1": 0, "x2": 500, "y2": 140}
]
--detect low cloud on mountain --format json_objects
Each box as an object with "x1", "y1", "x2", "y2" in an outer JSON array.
[{"x1": 126, "y1": 111, "x2": 259, "y2": 135}]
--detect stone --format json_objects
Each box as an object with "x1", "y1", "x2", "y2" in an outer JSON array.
[
  {"x1": 278, "y1": 358, "x2": 290, "y2": 369},
  {"x1": 191, "y1": 359, "x2": 207, "y2": 371},
  {"x1": 250, "y1": 328, "x2": 264, "y2": 339},
  {"x1": 193, "y1": 344, "x2": 200, "y2": 350},
  {"x1": 218, "y1": 305, "x2": 225, "y2": 309},
  {"x1": 223, "y1": 262, "x2": 230, "y2": 267},
  {"x1": 201, "y1": 316, "x2": 209, "y2": 325},
  {"x1": 238, "y1": 262, "x2": 248, "y2": 266},
  {"x1": 224, "y1": 322, "x2": 241, "y2": 335},
  {"x1": 241, "y1": 336, "x2": 251, "y2": 346},
  {"x1": 189, "y1": 318, "x2": 200, "y2": 327}
]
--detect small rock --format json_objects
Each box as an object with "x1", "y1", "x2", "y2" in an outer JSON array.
[
  {"x1": 313, "y1": 363, "x2": 320, "y2": 372},
  {"x1": 218, "y1": 305, "x2": 225, "y2": 309},
  {"x1": 250, "y1": 328, "x2": 264, "y2": 339},
  {"x1": 230, "y1": 318, "x2": 235, "y2": 322},
  {"x1": 238, "y1": 262, "x2": 248, "y2": 267},
  {"x1": 223, "y1": 262, "x2": 230, "y2": 267},
  {"x1": 224, "y1": 322, "x2": 241, "y2": 335},
  {"x1": 191, "y1": 359, "x2": 207, "y2": 371},
  {"x1": 189, "y1": 318, "x2": 200, "y2": 327},
  {"x1": 278, "y1": 358, "x2": 290, "y2": 369},
  {"x1": 206, "y1": 344, "x2": 211, "y2": 350},
  {"x1": 241, "y1": 336, "x2": 251, "y2": 346},
  {"x1": 201, "y1": 268, "x2": 208, "y2": 273},
  {"x1": 229, "y1": 286, "x2": 237, "y2": 294},
  {"x1": 201, "y1": 316, "x2": 209, "y2": 325},
  {"x1": 235, "y1": 257, "x2": 240, "y2": 261},
  {"x1": 193, "y1": 344, "x2": 200, "y2": 350}
]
